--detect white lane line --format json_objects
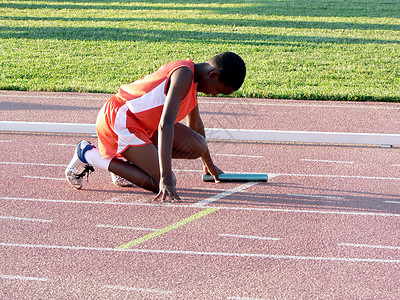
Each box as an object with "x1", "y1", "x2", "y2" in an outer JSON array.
[
  {"x1": 22, "y1": 176, "x2": 64, "y2": 181},
  {"x1": 288, "y1": 194, "x2": 345, "y2": 200},
  {"x1": 97, "y1": 225, "x2": 159, "y2": 231},
  {"x1": 0, "y1": 215, "x2": 53, "y2": 223},
  {"x1": 191, "y1": 182, "x2": 259, "y2": 206},
  {"x1": 219, "y1": 234, "x2": 281, "y2": 241},
  {"x1": 0, "y1": 140, "x2": 12, "y2": 143},
  {"x1": 174, "y1": 169, "x2": 203, "y2": 173},
  {"x1": 228, "y1": 297, "x2": 269, "y2": 300},
  {"x1": 212, "y1": 153, "x2": 264, "y2": 158},
  {"x1": 1, "y1": 242, "x2": 400, "y2": 264},
  {"x1": 2, "y1": 196, "x2": 400, "y2": 217},
  {"x1": 176, "y1": 169, "x2": 275, "y2": 176},
  {"x1": 0, "y1": 161, "x2": 67, "y2": 167},
  {"x1": 48, "y1": 143, "x2": 76, "y2": 147},
  {"x1": 385, "y1": 201, "x2": 400, "y2": 204},
  {"x1": 192, "y1": 187, "x2": 229, "y2": 192},
  {"x1": 277, "y1": 173, "x2": 400, "y2": 181},
  {"x1": 0, "y1": 274, "x2": 49, "y2": 282},
  {"x1": 103, "y1": 285, "x2": 173, "y2": 295},
  {"x1": 340, "y1": 243, "x2": 400, "y2": 250},
  {"x1": 300, "y1": 159, "x2": 354, "y2": 164},
  {"x1": 156, "y1": 169, "x2": 199, "y2": 173},
  {"x1": 393, "y1": 164, "x2": 400, "y2": 167}
]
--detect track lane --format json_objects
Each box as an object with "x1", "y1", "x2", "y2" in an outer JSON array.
[{"x1": 1, "y1": 91, "x2": 400, "y2": 299}]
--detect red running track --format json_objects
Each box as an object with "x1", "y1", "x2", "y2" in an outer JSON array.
[{"x1": 0, "y1": 91, "x2": 400, "y2": 299}]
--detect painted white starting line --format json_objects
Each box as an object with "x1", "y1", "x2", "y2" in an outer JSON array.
[
  {"x1": 0, "y1": 215, "x2": 53, "y2": 223},
  {"x1": 212, "y1": 153, "x2": 264, "y2": 158},
  {"x1": 22, "y1": 176, "x2": 65, "y2": 181},
  {"x1": 219, "y1": 234, "x2": 281, "y2": 241},
  {"x1": 300, "y1": 159, "x2": 354, "y2": 164},
  {"x1": 48, "y1": 143, "x2": 77, "y2": 147},
  {"x1": 0, "y1": 274, "x2": 49, "y2": 282},
  {"x1": 275, "y1": 173, "x2": 400, "y2": 181},
  {"x1": 386, "y1": 201, "x2": 400, "y2": 205},
  {"x1": 288, "y1": 194, "x2": 346, "y2": 200},
  {"x1": 103, "y1": 285, "x2": 173, "y2": 295},
  {"x1": 228, "y1": 297, "x2": 269, "y2": 300},
  {"x1": 340, "y1": 243, "x2": 400, "y2": 250},
  {"x1": 96, "y1": 224, "x2": 159, "y2": 231},
  {"x1": 0, "y1": 242, "x2": 399, "y2": 264},
  {"x1": 0, "y1": 161, "x2": 67, "y2": 167}
]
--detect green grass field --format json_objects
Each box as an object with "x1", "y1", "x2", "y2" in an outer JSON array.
[{"x1": 0, "y1": 0, "x2": 399, "y2": 101}]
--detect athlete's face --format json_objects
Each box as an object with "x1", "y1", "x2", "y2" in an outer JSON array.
[{"x1": 198, "y1": 71, "x2": 235, "y2": 96}]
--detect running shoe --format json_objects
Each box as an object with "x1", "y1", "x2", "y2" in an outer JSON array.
[
  {"x1": 65, "y1": 141, "x2": 95, "y2": 190},
  {"x1": 111, "y1": 173, "x2": 135, "y2": 187}
]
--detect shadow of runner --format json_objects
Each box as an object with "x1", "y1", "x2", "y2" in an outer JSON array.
[{"x1": 187, "y1": 181, "x2": 400, "y2": 215}]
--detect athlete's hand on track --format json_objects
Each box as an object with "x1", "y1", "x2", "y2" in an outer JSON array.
[
  {"x1": 154, "y1": 185, "x2": 181, "y2": 202},
  {"x1": 203, "y1": 163, "x2": 223, "y2": 183},
  {"x1": 153, "y1": 172, "x2": 181, "y2": 203}
]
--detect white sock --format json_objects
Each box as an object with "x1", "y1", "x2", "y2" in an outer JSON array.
[{"x1": 84, "y1": 148, "x2": 112, "y2": 171}]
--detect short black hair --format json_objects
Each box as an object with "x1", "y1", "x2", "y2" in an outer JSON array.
[{"x1": 208, "y1": 52, "x2": 246, "y2": 91}]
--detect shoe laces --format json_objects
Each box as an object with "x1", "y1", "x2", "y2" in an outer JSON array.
[{"x1": 75, "y1": 165, "x2": 95, "y2": 182}]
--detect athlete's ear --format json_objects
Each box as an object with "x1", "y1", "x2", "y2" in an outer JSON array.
[{"x1": 208, "y1": 70, "x2": 220, "y2": 80}]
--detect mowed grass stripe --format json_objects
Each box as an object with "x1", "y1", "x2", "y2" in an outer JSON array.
[{"x1": 0, "y1": 0, "x2": 399, "y2": 101}]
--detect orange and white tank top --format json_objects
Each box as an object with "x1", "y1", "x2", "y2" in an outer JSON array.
[{"x1": 116, "y1": 59, "x2": 198, "y2": 130}]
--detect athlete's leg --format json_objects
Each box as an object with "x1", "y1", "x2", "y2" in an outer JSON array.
[
  {"x1": 108, "y1": 123, "x2": 206, "y2": 192},
  {"x1": 151, "y1": 123, "x2": 208, "y2": 159},
  {"x1": 108, "y1": 143, "x2": 160, "y2": 193}
]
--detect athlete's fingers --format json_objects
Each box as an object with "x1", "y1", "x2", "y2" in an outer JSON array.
[
  {"x1": 175, "y1": 192, "x2": 181, "y2": 201},
  {"x1": 170, "y1": 190, "x2": 181, "y2": 202},
  {"x1": 152, "y1": 187, "x2": 181, "y2": 203},
  {"x1": 165, "y1": 190, "x2": 175, "y2": 202},
  {"x1": 164, "y1": 187, "x2": 181, "y2": 202},
  {"x1": 152, "y1": 192, "x2": 162, "y2": 202},
  {"x1": 209, "y1": 169, "x2": 220, "y2": 183},
  {"x1": 162, "y1": 190, "x2": 169, "y2": 202}
]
